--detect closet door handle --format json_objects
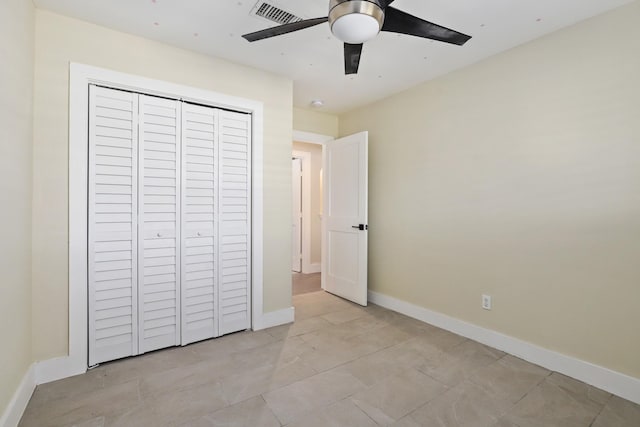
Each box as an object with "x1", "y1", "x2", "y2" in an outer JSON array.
[
  {"x1": 156, "y1": 233, "x2": 162, "y2": 238},
  {"x1": 197, "y1": 232, "x2": 201, "y2": 237}
]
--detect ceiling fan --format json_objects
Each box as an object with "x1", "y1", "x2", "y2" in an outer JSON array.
[{"x1": 242, "y1": 0, "x2": 472, "y2": 75}]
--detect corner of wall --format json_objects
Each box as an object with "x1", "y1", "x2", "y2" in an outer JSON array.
[
  {"x1": 0, "y1": 364, "x2": 36, "y2": 427},
  {"x1": 0, "y1": 0, "x2": 36, "y2": 423}
]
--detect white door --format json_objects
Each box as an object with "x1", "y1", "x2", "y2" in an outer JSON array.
[
  {"x1": 138, "y1": 94, "x2": 182, "y2": 353},
  {"x1": 181, "y1": 103, "x2": 218, "y2": 345},
  {"x1": 89, "y1": 87, "x2": 252, "y2": 364},
  {"x1": 218, "y1": 110, "x2": 252, "y2": 335},
  {"x1": 291, "y1": 158, "x2": 302, "y2": 272},
  {"x1": 322, "y1": 132, "x2": 368, "y2": 306},
  {"x1": 88, "y1": 85, "x2": 139, "y2": 365}
]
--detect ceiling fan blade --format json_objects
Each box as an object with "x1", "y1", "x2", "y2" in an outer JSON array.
[
  {"x1": 242, "y1": 17, "x2": 328, "y2": 42},
  {"x1": 377, "y1": 0, "x2": 396, "y2": 8},
  {"x1": 381, "y1": 7, "x2": 471, "y2": 46},
  {"x1": 344, "y1": 43, "x2": 363, "y2": 75}
]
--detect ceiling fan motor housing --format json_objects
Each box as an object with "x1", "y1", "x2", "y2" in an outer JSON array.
[{"x1": 329, "y1": 0, "x2": 385, "y2": 44}]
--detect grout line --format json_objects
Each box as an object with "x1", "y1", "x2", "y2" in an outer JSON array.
[
  {"x1": 512, "y1": 372, "x2": 550, "y2": 406},
  {"x1": 349, "y1": 396, "x2": 385, "y2": 426}
]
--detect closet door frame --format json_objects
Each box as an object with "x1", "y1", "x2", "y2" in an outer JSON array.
[{"x1": 67, "y1": 63, "x2": 266, "y2": 379}]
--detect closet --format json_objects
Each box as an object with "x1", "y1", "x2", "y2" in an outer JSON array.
[{"x1": 87, "y1": 85, "x2": 251, "y2": 366}]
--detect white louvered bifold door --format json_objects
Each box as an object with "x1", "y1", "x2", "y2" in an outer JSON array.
[
  {"x1": 138, "y1": 95, "x2": 182, "y2": 353},
  {"x1": 89, "y1": 89, "x2": 253, "y2": 365},
  {"x1": 89, "y1": 86, "x2": 139, "y2": 366},
  {"x1": 180, "y1": 103, "x2": 218, "y2": 345},
  {"x1": 218, "y1": 110, "x2": 252, "y2": 335}
]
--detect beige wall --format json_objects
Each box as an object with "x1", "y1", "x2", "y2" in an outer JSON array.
[
  {"x1": 340, "y1": 2, "x2": 640, "y2": 378},
  {"x1": 32, "y1": 10, "x2": 293, "y2": 361},
  {"x1": 293, "y1": 107, "x2": 339, "y2": 138},
  {"x1": 0, "y1": 0, "x2": 34, "y2": 414},
  {"x1": 293, "y1": 142, "x2": 323, "y2": 265}
]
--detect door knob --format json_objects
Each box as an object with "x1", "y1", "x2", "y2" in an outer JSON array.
[
  {"x1": 197, "y1": 232, "x2": 201, "y2": 237},
  {"x1": 156, "y1": 233, "x2": 162, "y2": 237},
  {"x1": 351, "y1": 224, "x2": 368, "y2": 231}
]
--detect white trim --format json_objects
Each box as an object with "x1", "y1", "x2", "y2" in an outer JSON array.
[
  {"x1": 368, "y1": 290, "x2": 640, "y2": 405},
  {"x1": 293, "y1": 130, "x2": 333, "y2": 145},
  {"x1": 69, "y1": 63, "x2": 265, "y2": 376},
  {"x1": 292, "y1": 150, "x2": 312, "y2": 274},
  {"x1": 252, "y1": 103, "x2": 264, "y2": 334},
  {"x1": 307, "y1": 263, "x2": 321, "y2": 274},
  {"x1": 252, "y1": 307, "x2": 295, "y2": 331},
  {"x1": 290, "y1": 157, "x2": 303, "y2": 273},
  {"x1": 35, "y1": 356, "x2": 85, "y2": 385},
  {"x1": 68, "y1": 64, "x2": 89, "y2": 378},
  {"x1": 0, "y1": 364, "x2": 35, "y2": 427}
]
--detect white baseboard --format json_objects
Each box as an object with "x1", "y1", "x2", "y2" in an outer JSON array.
[
  {"x1": 35, "y1": 356, "x2": 86, "y2": 385},
  {"x1": 32, "y1": 307, "x2": 296, "y2": 387},
  {"x1": 8, "y1": 305, "x2": 292, "y2": 421},
  {"x1": 0, "y1": 363, "x2": 35, "y2": 427},
  {"x1": 303, "y1": 263, "x2": 321, "y2": 274},
  {"x1": 253, "y1": 307, "x2": 295, "y2": 331},
  {"x1": 368, "y1": 290, "x2": 640, "y2": 405}
]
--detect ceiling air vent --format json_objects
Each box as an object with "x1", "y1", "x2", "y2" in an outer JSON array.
[{"x1": 251, "y1": 1, "x2": 303, "y2": 25}]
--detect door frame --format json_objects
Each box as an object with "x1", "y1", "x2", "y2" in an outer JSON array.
[
  {"x1": 59, "y1": 63, "x2": 264, "y2": 380},
  {"x1": 291, "y1": 156, "x2": 303, "y2": 272},
  {"x1": 291, "y1": 150, "x2": 309, "y2": 274},
  {"x1": 292, "y1": 130, "x2": 334, "y2": 277}
]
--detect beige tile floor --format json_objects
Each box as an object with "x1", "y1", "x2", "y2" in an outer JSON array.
[
  {"x1": 292, "y1": 272, "x2": 322, "y2": 295},
  {"x1": 20, "y1": 291, "x2": 640, "y2": 427}
]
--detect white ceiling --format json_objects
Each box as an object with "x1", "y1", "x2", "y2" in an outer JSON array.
[{"x1": 34, "y1": 0, "x2": 631, "y2": 113}]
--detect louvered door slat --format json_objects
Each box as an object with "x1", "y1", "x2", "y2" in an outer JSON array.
[
  {"x1": 181, "y1": 103, "x2": 218, "y2": 345},
  {"x1": 138, "y1": 94, "x2": 181, "y2": 353},
  {"x1": 218, "y1": 110, "x2": 251, "y2": 335},
  {"x1": 89, "y1": 85, "x2": 139, "y2": 365}
]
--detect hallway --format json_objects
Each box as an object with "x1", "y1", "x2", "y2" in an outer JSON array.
[{"x1": 292, "y1": 272, "x2": 321, "y2": 296}]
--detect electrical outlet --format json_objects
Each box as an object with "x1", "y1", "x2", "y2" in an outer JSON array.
[{"x1": 482, "y1": 294, "x2": 492, "y2": 310}]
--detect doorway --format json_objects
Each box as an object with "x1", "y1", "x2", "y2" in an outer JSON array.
[
  {"x1": 290, "y1": 130, "x2": 369, "y2": 304},
  {"x1": 292, "y1": 140, "x2": 324, "y2": 295}
]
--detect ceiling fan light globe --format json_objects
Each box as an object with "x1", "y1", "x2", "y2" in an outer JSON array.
[
  {"x1": 331, "y1": 13, "x2": 380, "y2": 44},
  {"x1": 328, "y1": 0, "x2": 384, "y2": 44}
]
